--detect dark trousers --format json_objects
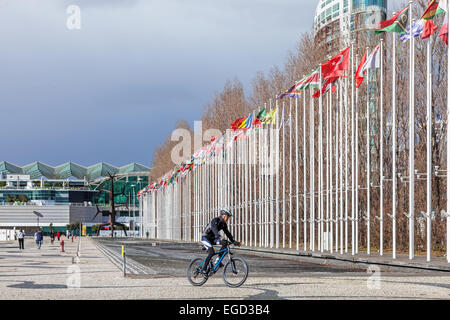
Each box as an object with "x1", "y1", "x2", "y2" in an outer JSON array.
[
  {"x1": 202, "y1": 240, "x2": 227, "y2": 271},
  {"x1": 18, "y1": 238, "x2": 24, "y2": 250}
]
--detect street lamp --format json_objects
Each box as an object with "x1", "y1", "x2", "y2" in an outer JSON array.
[{"x1": 33, "y1": 211, "x2": 43, "y2": 229}]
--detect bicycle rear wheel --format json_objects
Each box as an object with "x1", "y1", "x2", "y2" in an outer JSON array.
[
  {"x1": 223, "y1": 257, "x2": 248, "y2": 288},
  {"x1": 187, "y1": 258, "x2": 208, "y2": 286}
]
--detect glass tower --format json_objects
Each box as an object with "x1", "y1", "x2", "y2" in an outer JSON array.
[{"x1": 314, "y1": 0, "x2": 387, "y2": 52}]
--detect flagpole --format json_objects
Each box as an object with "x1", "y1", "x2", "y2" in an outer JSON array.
[
  {"x1": 335, "y1": 82, "x2": 339, "y2": 253},
  {"x1": 380, "y1": 38, "x2": 384, "y2": 256},
  {"x1": 245, "y1": 119, "x2": 249, "y2": 247},
  {"x1": 272, "y1": 100, "x2": 277, "y2": 249},
  {"x1": 392, "y1": 20, "x2": 398, "y2": 260},
  {"x1": 289, "y1": 99, "x2": 293, "y2": 249},
  {"x1": 446, "y1": 0, "x2": 450, "y2": 264},
  {"x1": 319, "y1": 69, "x2": 324, "y2": 252},
  {"x1": 351, "y1": 43, "x2": 356, "y2": 256},
  {"x1": 275, "y1": 101, "x2": 279, "y2": 249},
  {"x1": 340, "y1": 78, "x2": 344, "y2": 255},
  {"x1": 355, "y1": 54, "x2": 359, "y2": 255},
  {"x1": 239, "y1": 131, "x2": 243, "y2": 243},
  {"x1": 326, "y1": 88, "x2": 330, "y2": 251},
  {"x1": 282, "y1": 101, "x2": 286, "y2": 249},
  {"x1": 330, "y1": 84, "x2": 334, "y2": 254},
  {"x1": 310, "y1": 85, "x2": 315, "y2": 251},
  {"x1": 408, "y1": 3, "x2": 415, "y2": 261},
  {"x1": 260, "y1": 104, "x2": 266, "y2": 247},
  {"x1": 425, "y1": 36, "x2": 432, "y2": 262},
  {"x1": 366, "y1": 46, "x2": 371, "y2": 255},
  {"x1": 295, "y1": 97, "x2": 300, "y2": 251},
  {"x1": 303, "y1": 89, "x2": 308, "y2": 251},
  {"x1": 235, "y1": 133, "x2": 239, "y2": 240},
  {"x1": 253, "y1": 111, "x2": 257, "y2": 247},
  {"x1": 266, "y1": 113, "x2": 269, "y2": 248},
  {"x1": 246, "y1": 120, "x2": 250, "y2": 246},
  {"x1": 345, "y1": 64, "x2": 349, "y2": 254}
]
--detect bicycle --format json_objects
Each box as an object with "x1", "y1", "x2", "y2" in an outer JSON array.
[{"x1": 187, "y1": 240, "x2": 248, "y2": 287}]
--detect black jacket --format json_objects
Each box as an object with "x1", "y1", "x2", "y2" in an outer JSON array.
[{"x1": 202, "y1": 216, "x2": 234, "y2": 243}]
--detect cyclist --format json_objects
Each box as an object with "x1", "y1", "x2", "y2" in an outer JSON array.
[{"x1": 200, "y1": 209, "x2": 240, "y2": 278}]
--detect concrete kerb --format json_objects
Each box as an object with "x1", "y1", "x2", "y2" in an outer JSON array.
[{"x1": 115, "y1": 238, "x2": 450, "y2": 273}]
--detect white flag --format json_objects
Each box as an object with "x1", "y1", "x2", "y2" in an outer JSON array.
[
  {"x1": 363, "y1": 44, "x2": 381, "y2": 70},
  {"x1": 439, "y1": 0, "x2": 448, "y2": 14}
]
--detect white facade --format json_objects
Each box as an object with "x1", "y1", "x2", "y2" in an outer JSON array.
[
  {"x1": 314, "y1": 0, "x2": 352, "y2": 46},
  {"x1": 0, "y1": 205, "x2": 100, "y2": 227}
]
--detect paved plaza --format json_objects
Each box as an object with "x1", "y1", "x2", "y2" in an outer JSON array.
[{"x1": 0, "y1": 237, "x2": 450, "y2": 300}]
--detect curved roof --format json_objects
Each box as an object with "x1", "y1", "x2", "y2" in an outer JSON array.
[{"x1": 0, "y1": 161, "x2": 150, "y2": 182}]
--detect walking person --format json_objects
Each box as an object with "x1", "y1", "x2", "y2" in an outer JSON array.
[
  {"x1": 56, "y1": 231, "x2": 61, "y2": 241},
  {"x1": 50, "y1": 232, "x2": 55, "y2": 244},
  {"x1": 18, "y1": 229, "x2": 25, "y2": 250},
  {"x1": 34, "y1": 228, "x2": 43, "y2": 249}
]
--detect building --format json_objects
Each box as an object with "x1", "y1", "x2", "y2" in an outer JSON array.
[
  {"x1": 0, "y1": 161, "x2": 150, "y2": 235},
  {"x1": 314, "y1": 0, "x2": 387, "y2": 53}
]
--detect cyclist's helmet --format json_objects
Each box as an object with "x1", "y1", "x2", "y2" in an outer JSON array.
[{"x1": 220, "y1": 209, "x2": 233, "y2": 217}]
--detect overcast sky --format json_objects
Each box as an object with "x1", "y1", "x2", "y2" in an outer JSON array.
[{"x1": 0, "y1": 0, "x2": 327, "y2": 167}]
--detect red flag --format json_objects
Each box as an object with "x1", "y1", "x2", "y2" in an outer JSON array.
[
  {"x1": 422, "y1": 19, "x2": 438, "y2": 39},
  {"x1": 322, "y1": 47, "x2": 350, "y2": 80},
  {"x1": 230, "y1": 117, "x2": 246, "y2": 130},
  {"x1": 252, "y1": 117, "x2": 262, "y2": 128},
  {"x1": 313, "y1": 76, "x2": 339, "y2": 99},
  {"x1": 355, "y1": 52, "x2": 367, "y2": 89}
]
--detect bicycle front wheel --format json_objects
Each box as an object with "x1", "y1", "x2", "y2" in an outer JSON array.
[
  {"x1": 223, "y1": 257, "x2": 248, "y2": 288},
  {"x1": 187, "y1": 258, "x2": 208, "y2": 286}
]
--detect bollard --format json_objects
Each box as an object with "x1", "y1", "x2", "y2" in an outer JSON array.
[
  {"x1": 61, "y1": 240, "x2": 65, "y2": 252},
  {"x1": 122, "y1": 245, "x2": 126, "y2": 277}
]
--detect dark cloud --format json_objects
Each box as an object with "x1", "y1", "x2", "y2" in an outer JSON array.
[{"x1": 0, "y1": 0, "x2": 317, "y2": 165}]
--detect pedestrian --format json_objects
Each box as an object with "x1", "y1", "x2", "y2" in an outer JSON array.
[
  {"x1": 34, "y1": 229, "x2": 43, "y2": 249},
  {"x1": 18, "y1": 229, "x2": 25, "y2": 250},
  {"x1": 50, "y1": 232, "x2": 55, "y2": 244},
  {"x1": 56, "y1": 231, "x2": 61, "y2": 241}
]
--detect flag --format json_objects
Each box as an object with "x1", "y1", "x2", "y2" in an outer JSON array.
[
  {"x1": 375, "y1": 6, "x2": 409, "y2": 34},
  {"x1": 238, "y1": 115, "x2": 249, "y2": 129},
  {"x1": 313, "y1": 76, "x2": 339, "y2": 98},
  {"x1": 252, "y1": 117, "x2": 262, "y2": 128},
  {"x1": 231, "y1": 117, "x2": 246, "y2": 130},
  {"x1": 422, "y1": 0, "x2": 440, "y2": 20},
  {"x1": 355, "y1": 52, "x2": 367, "y2": 89},
  {"x1": 295, "y1": 68, "x2": 320, "y2": 90},
  {"x1": 264, "y1": 108, "x2": 277, "y2": 124},
  {"x1": 256, "y1": 108, "x2": 266, "y2": 121},
  {"x1": 243, "y1": 113, "x2": 254, "y2": 129},
  {"x1": 322, "y1": 47, "x2": 350, "y2": 79},
  {"x1": 420, "y1": 0, "x2": 442, "y2": 39},
  {"x1": 422, "y1": 19, "x2": 439, "y2": 39},
  {"x1": 277, "y1": 84, "x2": 301, "y2": 100},
  {"x1": 440, "y1": 11, "x2": 449, "y2": 44},
  {"x1": 363, "y1": 44, "x2": 381, "y2": 70},
  {"x1": 438, "y1": 0, "x2": 448, "y2": 15},
  {"x1": 252, "y1": 108, "x2": 266, "y2": 127},
  {"x1": 399, "y1": 19, "x2": 425, "y2": 42}
]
